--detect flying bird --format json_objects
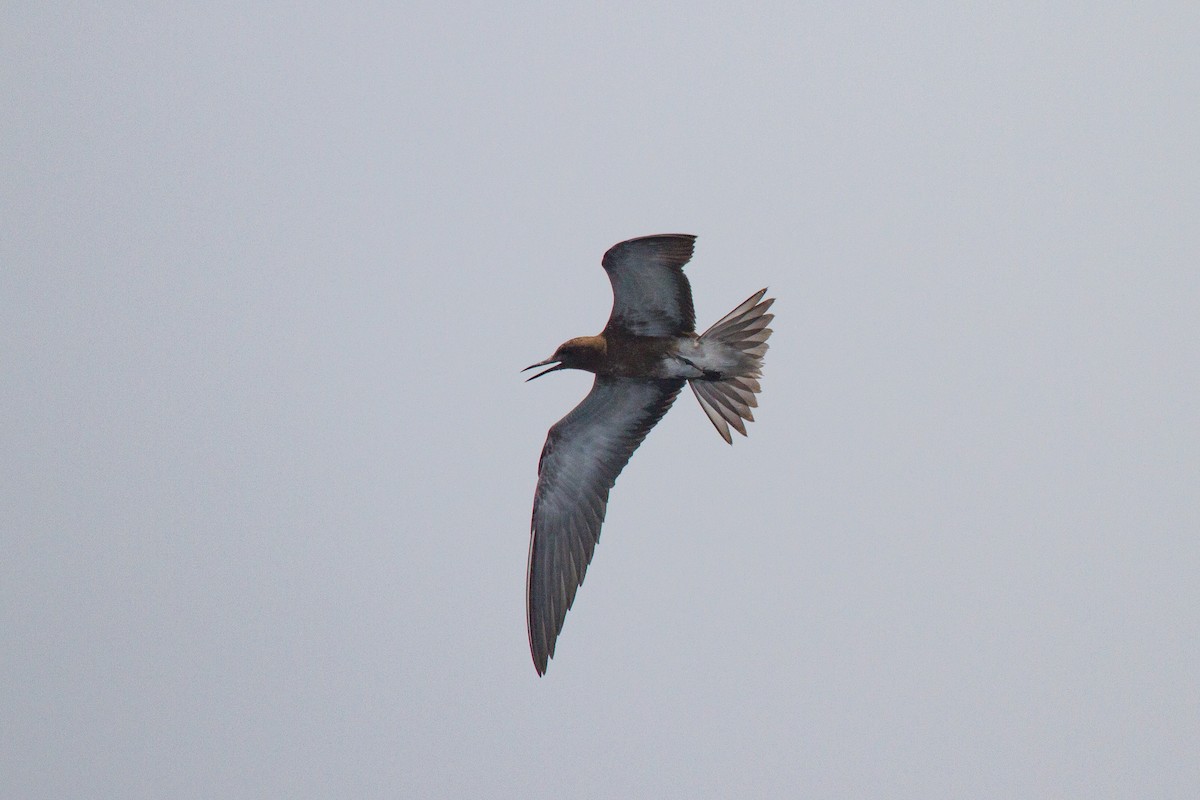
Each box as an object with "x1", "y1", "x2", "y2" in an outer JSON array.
[{"x1": 523, "y1": 234, "x2": 774, "y2": 675}]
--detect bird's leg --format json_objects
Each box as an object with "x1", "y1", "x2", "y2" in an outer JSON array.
[{"x1": 675, "y1": 354, "x2": 722, "y2": 380}]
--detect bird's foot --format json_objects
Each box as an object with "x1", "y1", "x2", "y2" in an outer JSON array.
[{"x1": 675, "y1": 355, "x2": 722, "y2": 380}]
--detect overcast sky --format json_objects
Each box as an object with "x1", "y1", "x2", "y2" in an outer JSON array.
[{"x1": 3, "y1": 3, "x2": 1198, "y2": 798}]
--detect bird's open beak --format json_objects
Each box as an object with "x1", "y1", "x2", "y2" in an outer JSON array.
[{"x1": 522, "y1": 358, "x2": 564, "y2": 382}]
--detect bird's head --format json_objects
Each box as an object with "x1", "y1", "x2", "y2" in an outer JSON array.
[{"x1": 523, "y1": 335, "x2": 606, "y2": 381}]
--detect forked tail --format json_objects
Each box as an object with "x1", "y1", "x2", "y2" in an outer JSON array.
[{"x1": 689, "y1": 288, "x2": 774, "y2": 444}]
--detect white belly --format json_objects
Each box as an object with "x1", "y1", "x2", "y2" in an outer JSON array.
[{"x1": 654, "y1": 337, "x2": 754, "y2": 380}]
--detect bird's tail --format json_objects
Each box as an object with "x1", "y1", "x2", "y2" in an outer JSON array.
[{"x1": 689, "y1": 288, "x2": 774, "y2": 444}]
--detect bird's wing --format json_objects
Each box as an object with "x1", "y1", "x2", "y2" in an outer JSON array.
[
  {"x1": 601, "y1": 234, "x2": 697, "y2": 337},
  {"x1": 527, "y1": 375, "x2": 684, "y2": 674}
]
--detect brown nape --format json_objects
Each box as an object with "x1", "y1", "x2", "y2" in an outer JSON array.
[{"x1": 552, "y1": 335, "x2": 607, "y2": 373}]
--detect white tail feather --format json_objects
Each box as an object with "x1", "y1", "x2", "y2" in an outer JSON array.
[{"x1": 689, "y1": 289, "x2": 774, "y2": 444}]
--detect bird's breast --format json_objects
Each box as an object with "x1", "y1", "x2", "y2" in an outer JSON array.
[{"x1": 601, "y1": 335, "x2": 704, "y2": 379}]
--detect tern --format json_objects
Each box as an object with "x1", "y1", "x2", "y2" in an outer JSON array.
[{"x1": 523, "y1": 234, "x2": 774, "y2": 674}]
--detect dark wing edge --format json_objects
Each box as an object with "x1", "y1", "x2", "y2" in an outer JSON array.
[
  {"x1": 526, "y1": 376, "x2": 685, "y2": 675},
  {"x1": 601, "y1": 234, "x2": 697, "y2": 336}
]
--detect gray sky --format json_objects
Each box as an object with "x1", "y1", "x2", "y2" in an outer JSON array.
[{"x1": 3, "y1": 3, "x2": 1198, "y2": 798}]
